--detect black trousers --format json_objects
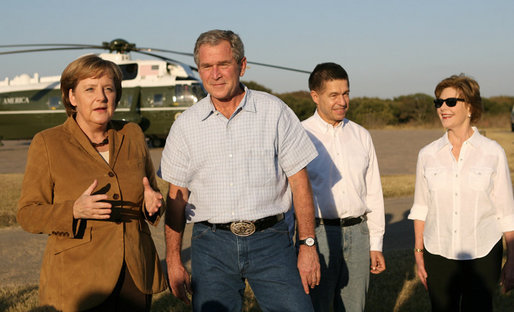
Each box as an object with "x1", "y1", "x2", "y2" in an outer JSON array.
[
  {"x1": 424, "y1": 240, "x2": 503, "y2": 312},
  {"x1": 86, "y1": 262, "x2": 152, "y2": 312}
]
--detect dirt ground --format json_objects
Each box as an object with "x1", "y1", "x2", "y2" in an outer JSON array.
[{"x1": 0, "y1": 129, "x2": 443, "y2": 287}]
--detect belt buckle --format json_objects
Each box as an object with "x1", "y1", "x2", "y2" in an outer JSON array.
[{"x1": 230, "y1": 221, "x2": 256, "y2": 237}]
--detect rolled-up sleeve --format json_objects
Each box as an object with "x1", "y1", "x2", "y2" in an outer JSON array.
[
  {"x1": 409, "y1": 151, "x2": 429, "y2": 221},
  {"x1": 493, "y1": 146, "x2": 514, "y2": 232},
  {"x1": 160, "y1": 119, "x2": 190, "y2": 188},
  {"x1": 277, "y1": 106, "x2": 317, "y2": 177}
]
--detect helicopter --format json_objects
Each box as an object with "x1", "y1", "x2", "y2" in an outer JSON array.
[{"x1": 0, "y1": 39, "x2": 310, "y2": 147}]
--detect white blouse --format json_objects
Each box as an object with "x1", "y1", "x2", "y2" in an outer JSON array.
[{"x1": 408, "y1": 127, "x2": 514, "y2": 260}]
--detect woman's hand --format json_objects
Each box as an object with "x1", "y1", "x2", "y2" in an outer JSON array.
[
  {"x1": 501, "y1": 231, "x2": 514, "y2": 293},
  {"x1": 143, "y1": 177, "x2": 163, "y2": 217},
  {"x1": 500, "y1": 258, "x2": 514, "y2": 293},
  {"x1": 73, "y1": 180, "x2": 111, "y2": 219},
  {"x1": 415, "y1": 251, "x2": 428, "y2": 290}
]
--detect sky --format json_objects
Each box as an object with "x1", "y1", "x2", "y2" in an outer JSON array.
[{"x1": 1, "y1": 0, "x2": 513, "y2": 98}]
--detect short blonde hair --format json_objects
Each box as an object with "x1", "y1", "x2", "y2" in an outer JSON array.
[{"x1": 60, "y1": 55, "x2": 122, "y2": 116}]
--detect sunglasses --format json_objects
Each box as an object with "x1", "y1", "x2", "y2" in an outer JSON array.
[{"x1": 433, "y1": 98, "x2": 465, "y2": 108}]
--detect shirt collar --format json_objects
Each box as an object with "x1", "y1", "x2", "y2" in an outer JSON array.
[
  {"x1": 437, "y1": 126, "x2": 481, "y2": 151},
  {"x1": 200, "y1": 84, "x2": 254, "y2": 121},
  {"x1": 312, "y1": 110, "x2": 346, "y2": 133}
]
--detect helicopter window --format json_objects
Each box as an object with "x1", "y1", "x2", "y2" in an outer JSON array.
[
  {"x1": 173, "y1": 84, "x2": 206, "y2": 106},
  {"x1": 118, "y1": 95, "x2": 132, "y2": 108},
  {"x1": 47, "y1": 96, "x2": 62, "y2": 110},
  {"x1": 119, "y1": 64, "x2": 138, "y2": 80},
  {"x1": 153, "y1": 94, "x2": 164, "y2": 106}
]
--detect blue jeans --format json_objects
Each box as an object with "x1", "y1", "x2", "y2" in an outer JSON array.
[
  {"x1": 309, "y1": 221, "x2": 370, "y2": 312},
  {"x1": 191, "y1": 219, "x2": 314, "y2": 312}
]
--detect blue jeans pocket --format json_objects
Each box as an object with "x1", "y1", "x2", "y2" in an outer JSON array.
[{"x1": 192, "y1": 223, "x2": 211, "y2": 240}]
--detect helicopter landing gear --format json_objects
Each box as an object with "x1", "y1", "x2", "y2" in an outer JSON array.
[{"x1": 150, "y1": 137, "x2": 165, "y2": 148}]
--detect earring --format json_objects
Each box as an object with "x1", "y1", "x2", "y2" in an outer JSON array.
[{"x1": 468, "y1": 113, "x2": 472, "y2": 118}]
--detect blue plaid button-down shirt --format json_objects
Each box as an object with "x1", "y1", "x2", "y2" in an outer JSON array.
[{"x1": 160, "y1": 86, "x2": 317, "y2": 223}]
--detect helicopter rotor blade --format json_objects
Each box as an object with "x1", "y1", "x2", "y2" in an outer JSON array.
[
  {"x1": 139, "y1": 47, "x2": 309, "y2": 74},
  {"x1": 0, "y1": 40, "x2": 310, "y2": 74},
  {"x1": 245, "y1": 60, "x2": 310, "y2": 74},
  {"x1": 0, "y1": 43, "x2": 103, "y2": 49},
  {"x1": 138, "y1": 47, "x2": 194, "y2": 58},
  {"x1": 0, "y1": 46, "x2": 106, "y2": 56},
  {"x1": 134, "y1": 50, "x2": 198, "y2": 71}
]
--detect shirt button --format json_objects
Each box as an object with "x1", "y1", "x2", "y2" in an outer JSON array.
[
  {"x1": 455, "y1": 193, "x2": 458, "y2": 196},
  {"x1": 113, "y1": 194, "x2": 119, "y2": 200},
  {"x1": 229, "y1": 154, "x2": 233, "y2": 158},
  {"x1": 108, "y1": 172, "x2": 115, "y2": 177},
  {"x1": 455, "y1": 174, "x2": 458, "y2": 178},
  {"x1": 229, "y1": 183, "x2": 233, "y2": 187}
]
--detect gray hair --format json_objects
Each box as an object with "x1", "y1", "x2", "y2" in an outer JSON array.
[{"x1": 193, "y1": 30, "x2": 245, "y2": 65}]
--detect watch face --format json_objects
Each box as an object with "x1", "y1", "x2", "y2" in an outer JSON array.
[{"x1": 305, "y1": 237, "x2": 315, "y2": 246}]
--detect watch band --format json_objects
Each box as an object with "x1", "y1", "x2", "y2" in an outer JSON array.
[{"x1": 298, "y1": 237, "x2": 316, "y2": 247}]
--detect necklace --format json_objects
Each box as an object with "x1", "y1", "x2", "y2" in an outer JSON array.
[{"x1": 91, "y1": 137, "x2": 109, "y2": 148}]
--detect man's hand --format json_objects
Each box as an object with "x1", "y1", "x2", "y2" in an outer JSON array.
[
  {"x1": 297, "y1": 245, "x2": 320, "y2": 294},
  {"x1": 166, "y1": 259, "x2": 192, "y2": 304},
  {"x1": 143, "y1": 177, "x2": 163, "y2": 217},
  {"x1": 370, "y1": 251, "x2": 386, "y2": 274},
  {"x1": 73, "y1": 179, "x2": 111, "y2": 219}
]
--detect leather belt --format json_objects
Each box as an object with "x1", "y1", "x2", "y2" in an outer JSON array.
[
  {"x1": 199, "y1": 213, "x2": 284, "y2": 237},
  {"x1": 316, "y1": 216, "x2": 365, "y2": 227}
]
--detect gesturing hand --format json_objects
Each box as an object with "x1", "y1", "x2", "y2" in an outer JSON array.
[
  {"x1": 143, "y1": 177, "x2": 163, "y2": 217},
  {"x1": 73, "y1": 179, "x2": 111, "y2": 219}
]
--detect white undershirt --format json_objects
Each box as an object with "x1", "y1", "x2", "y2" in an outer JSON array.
[{"x1": 99, "y1": 150, "x2": 109, "y2": 163}]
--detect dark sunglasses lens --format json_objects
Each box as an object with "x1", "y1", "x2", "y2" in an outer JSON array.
[
  {"x1": 446, "y1": 98, "x2": 458, "y2": 107},
  {"x1": 434, "y1": 99, "x2": 443, "y2": 108}
]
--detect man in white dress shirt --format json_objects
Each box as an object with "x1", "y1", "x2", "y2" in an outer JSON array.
[{"x1": 303, "y1": 62, "x2": 386, "y2": 312}]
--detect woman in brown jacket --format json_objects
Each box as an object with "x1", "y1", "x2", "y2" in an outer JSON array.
[{"x1": 17, "y1": 55, "x2": 167, "y2": 311}]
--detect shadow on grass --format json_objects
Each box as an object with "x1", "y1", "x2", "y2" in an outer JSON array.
[
  {"x1": 366, "y1": 249, "x2": 514, "y2": 312},
  {"x1": 3, "y1": 251, "x2": 513, "y2": 311}
]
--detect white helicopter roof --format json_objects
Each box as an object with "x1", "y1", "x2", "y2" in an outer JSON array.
[{"x1": 0, "y1": 52, "x2": 200, "y2": 93}]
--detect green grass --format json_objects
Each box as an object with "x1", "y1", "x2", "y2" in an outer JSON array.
[
  {"x1": 0, "y1": 173, "x2": 23, "y2": 227},
  {"x1": 2, "y1": 126, "x2": 513, "y2": 310},
  {"x1": 0, "y1": 174, "x2": 418, "y2": 229},
  {"x1": 381, "y1": 174, "x2": 415, "y2": 198},
  {"x1": 2, "y1": 249, "x2": 513, "y2": 311}
]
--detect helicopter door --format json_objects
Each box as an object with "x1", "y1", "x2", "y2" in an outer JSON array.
[{"x1": 113, "y1": 87, "x2": 141, "y2": 125}]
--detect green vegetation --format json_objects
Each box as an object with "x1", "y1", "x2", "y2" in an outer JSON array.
[
  {"x1": 0, "y1": 173, "x2": 23, "y2": 227},
  {"x1": 242, "y1": 80, "x2": 514, "y2": 127},
  {"x1": 2, "y1": 249, "x2": 513, "y2": 311}
]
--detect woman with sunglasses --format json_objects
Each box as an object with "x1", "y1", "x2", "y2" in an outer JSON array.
[{"x1": 408, "y1": 74, "x2": 514, "y2": 311}]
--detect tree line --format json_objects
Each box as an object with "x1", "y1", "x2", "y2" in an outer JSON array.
[{"x1": 243, "y1": 81, "x2": 514, "y2": 128}]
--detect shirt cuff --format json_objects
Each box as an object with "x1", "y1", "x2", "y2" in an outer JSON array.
[
  {"x1": 407, "y1": 204, "x2": 427, "y2": 221},
  {"x1": 370, "y1": 235, "x2": 383, "y2": 252}
]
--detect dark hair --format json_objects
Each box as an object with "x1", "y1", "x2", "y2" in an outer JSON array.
[
  {"x1": 308, "y1": 62, "x2": 349, "y2": 92},
  {"x1": 193, "y1": 29, "x2": 245, "y2": 65},
  {"x1": 60, "y1": 54, "x2": 122, "y2": 116},
  {"x1": 434, "y1": 74, "x2": 482, "y2": 124}
]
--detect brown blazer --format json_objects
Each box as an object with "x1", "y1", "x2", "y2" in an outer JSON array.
[{"x1": 17, "y1": 117, "x2": 167, "y2": 311}]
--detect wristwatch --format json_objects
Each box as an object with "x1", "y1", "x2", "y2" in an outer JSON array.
[{"x1": 298, "y1": 237, "x2": 316, "y2": 247}]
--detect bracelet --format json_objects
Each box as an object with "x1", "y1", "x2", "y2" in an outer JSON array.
[{"x1": 414, "y1": 248, "x2": 424, "y2": 253}]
